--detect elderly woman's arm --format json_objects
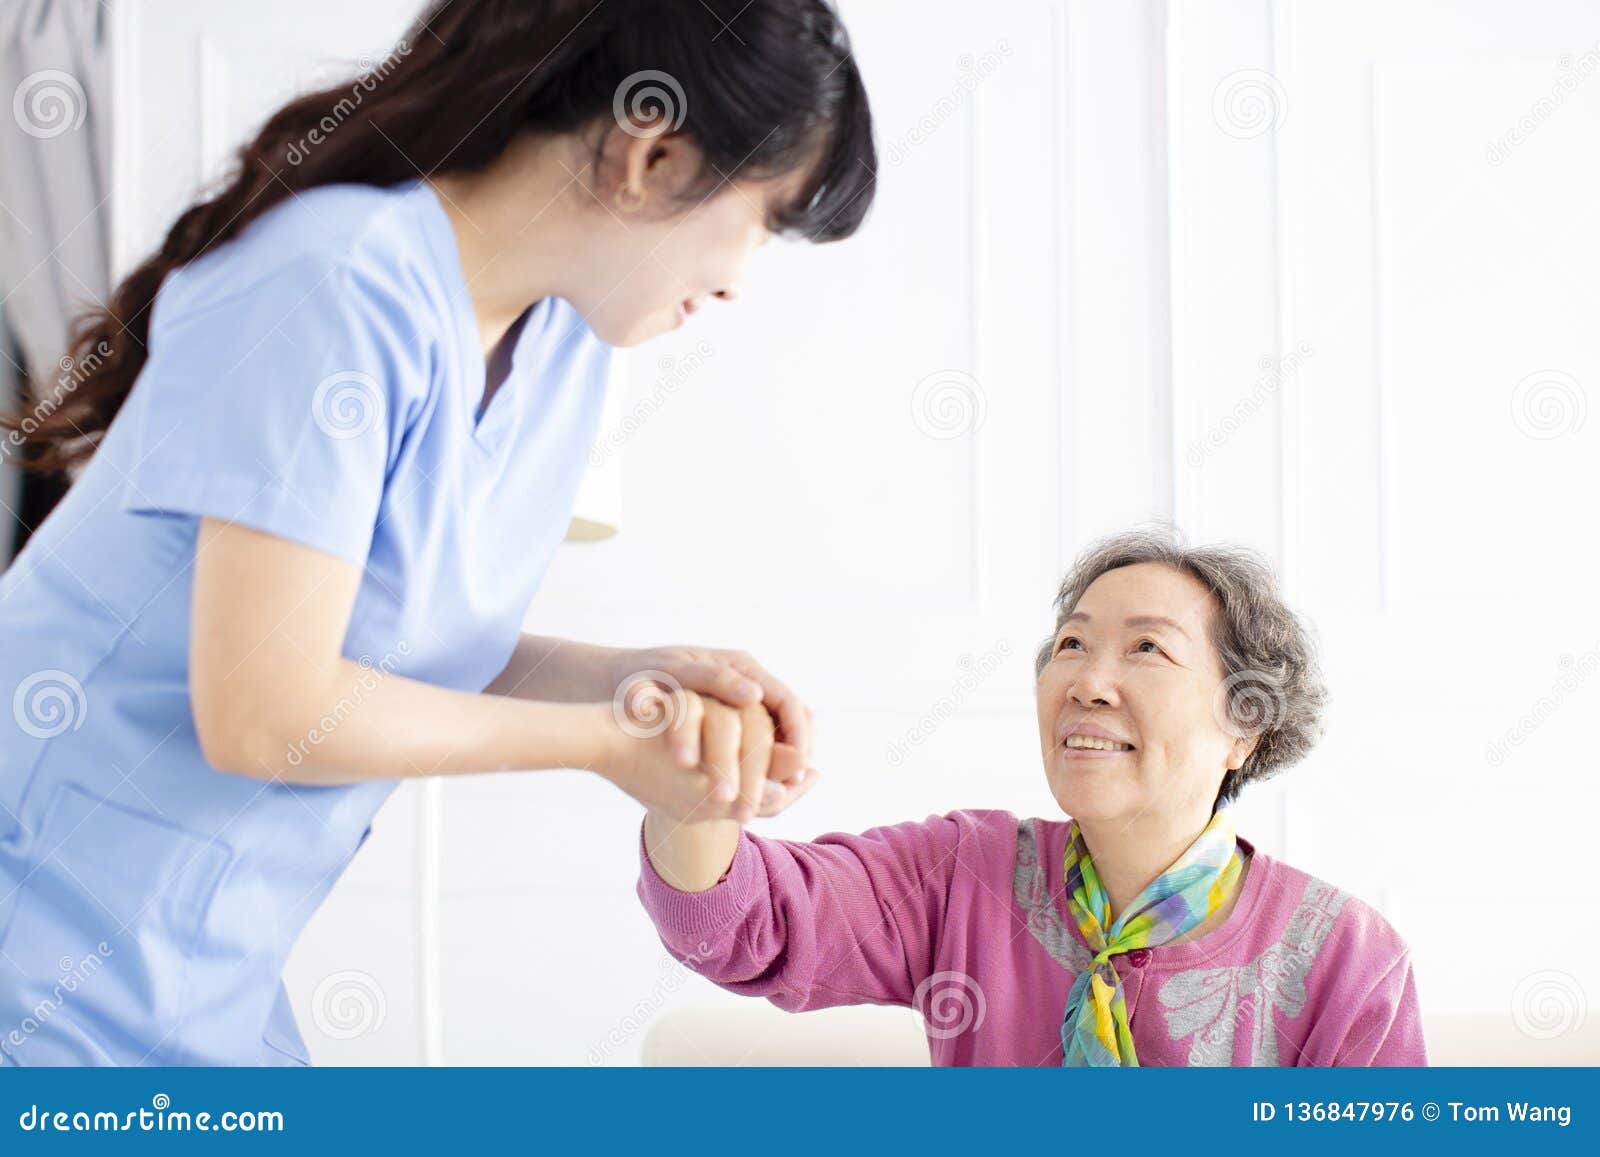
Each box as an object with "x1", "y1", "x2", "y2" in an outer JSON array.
[
  {"x1": 637, "y1": 812, "x2": 964, "y2": 1011},
  {"x1": 1328, "y1": 956, "x2": 1429, "y2": 1065},
  {"x1": 638, "y1": 699, "x2": 962, "y2": 1011},
  {"x1": 641, "y1": 700, "x2": 811, "y2": 890},
  {"x1": 1294, "y1": 949, "x2": 1429, "y2": 1066}
]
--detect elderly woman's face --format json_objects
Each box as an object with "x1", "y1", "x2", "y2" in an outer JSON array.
[{"x1": 1035, "y1": 562, "x2": 1256, "y2": 824}]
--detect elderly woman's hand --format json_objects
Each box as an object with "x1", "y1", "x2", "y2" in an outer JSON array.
[
  {"x1": 601, "y1": 694, "x2": 817, "y2": 825},
  {"x1": 625, "y1": 699, "x2": 821, "y2": 892}
]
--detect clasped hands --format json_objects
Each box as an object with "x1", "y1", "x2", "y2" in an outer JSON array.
[{"x1": 599, "y1": 645, "x2": 819, "y2": 826}]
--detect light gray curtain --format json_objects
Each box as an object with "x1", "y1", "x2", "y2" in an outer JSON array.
[{"x1": 0, "y1": 0, "x2": 112, "y2": 562}]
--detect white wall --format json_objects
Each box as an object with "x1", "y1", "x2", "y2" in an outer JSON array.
[
  {"x1": 115, "y1": 0, "x2": 1599, "y2": 1064},
  {"x1": 1166, "y1": 0, "x2": 1600, "y2": 1032}
]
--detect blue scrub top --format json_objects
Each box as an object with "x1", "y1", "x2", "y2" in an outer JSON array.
[{"x1": 0, "y1": 178, "x2": 612, "y2": 1065}]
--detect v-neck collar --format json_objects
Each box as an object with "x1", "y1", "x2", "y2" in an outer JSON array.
[{"x1": 412, "y1": 177, "x2": 547, "y2": 456}]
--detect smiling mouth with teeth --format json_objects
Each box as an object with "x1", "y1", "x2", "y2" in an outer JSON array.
[{"x1": 1062, "y1": 735, "x2": 1135, "y2": 753}]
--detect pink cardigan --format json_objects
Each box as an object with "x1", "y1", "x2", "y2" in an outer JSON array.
[{"x1": 637, "y1": 809, "x2": 1428, "y2": 1066}]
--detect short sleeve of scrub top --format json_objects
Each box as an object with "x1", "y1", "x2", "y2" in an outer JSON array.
[
  {"x1": 0, "y1": 178, "x2": 613, "y2": 1066},
  {"x1": 118, "y1": 253, "x2": 433, "y2": 566}
]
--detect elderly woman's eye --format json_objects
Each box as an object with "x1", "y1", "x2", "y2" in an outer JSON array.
[
  {"x1": 1134, "y1": 638, "x2": 1164, "y2": 655},
  {"x1": 1056, "y1": 635, "x2": 1082, "y2": 653}
]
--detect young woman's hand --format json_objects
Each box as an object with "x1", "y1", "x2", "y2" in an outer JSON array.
[
  {"x1": 601, "y1": 644, "x2": 815, "y2": 759},
  {"x1": 598, "y1": 689, "x2": 816, "y2": 826},
  {"x1": 486, "y1": 639, "x2": 817, "y2": 784}
]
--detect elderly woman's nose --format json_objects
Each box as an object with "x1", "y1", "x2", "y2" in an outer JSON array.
[{"x1": 1068, "y1": 656, "x2": 1122, "y2": 704}]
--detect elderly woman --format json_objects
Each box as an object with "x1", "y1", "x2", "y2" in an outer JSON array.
[{"x1": 635, "y1": 529, "x2": 1427, "y2": 1066}]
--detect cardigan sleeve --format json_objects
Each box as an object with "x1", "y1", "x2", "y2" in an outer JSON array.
[
  {"x1": 1286, "y1": 888, "x2": 1430, "y2": 1068},
  {"x1": 636, "y1": 814, "x2": 964, "y2": 1012},
  {"x1": 1278, "y1": 944, "x2": 1429, "y2": 1068},
  {"x1": 1328, "y1": 953, "x2": 1429, "y2": 1066}
]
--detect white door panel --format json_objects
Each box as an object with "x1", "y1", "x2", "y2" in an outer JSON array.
[{"x1": 1170, "y1": 0, "x2": 1600, "y2": 1021}]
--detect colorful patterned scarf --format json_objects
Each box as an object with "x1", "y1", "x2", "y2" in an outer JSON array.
[{"x1": 1059, "y1": 805, "x2": 1244, "y2": 1066}]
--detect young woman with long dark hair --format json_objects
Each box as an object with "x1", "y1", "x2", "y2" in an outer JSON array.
[{"x1": 0, "y1": 0, "x2": 874, "y2": 1065}]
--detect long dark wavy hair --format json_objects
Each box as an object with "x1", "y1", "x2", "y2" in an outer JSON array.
[{"x1": 3, "y1": 0, "x2": 876, "y2": 473}]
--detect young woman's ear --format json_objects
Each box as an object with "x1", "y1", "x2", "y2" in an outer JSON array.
[
  {"x1": 593, "y1": 126, "x2": 641, "y2": 212},
  {"x1": 609, "y1": 124, "x2": 705, "y2": 208}
]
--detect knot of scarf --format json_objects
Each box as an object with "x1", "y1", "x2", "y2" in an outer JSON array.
[{"x1": 1059, "y1": 805, "x2": 1244, "y2": 1066}]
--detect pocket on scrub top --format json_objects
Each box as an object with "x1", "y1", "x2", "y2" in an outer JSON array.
[{"x1": 0, "y1": 783, "x2": 234, "y2": 1059}]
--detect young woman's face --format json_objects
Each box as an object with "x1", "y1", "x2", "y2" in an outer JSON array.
[
  {"x1": 578, "y1": 182, "x2": 772, "y2": 346},
  {"x1": 567, "y1": 135, "x2": 806, "y2": 347},
  {"x1": 1034, "y1": 563, "x2": 1257, "y2": 826}
]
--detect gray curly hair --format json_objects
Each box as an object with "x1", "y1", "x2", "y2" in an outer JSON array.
[{"x1": 1033, "y1": 524, "x2": 1327, "y2": 808}]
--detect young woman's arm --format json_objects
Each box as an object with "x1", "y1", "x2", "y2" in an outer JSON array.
[
  {"x1": 482, "y1": 635, "x2": 627, "y2": 702},
  {"x1": 188, "y1": 517, "x2": 786, "y2": 823},
  {"x1": 485, "y1": 635, "x2": 815, "y2": 758}
]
